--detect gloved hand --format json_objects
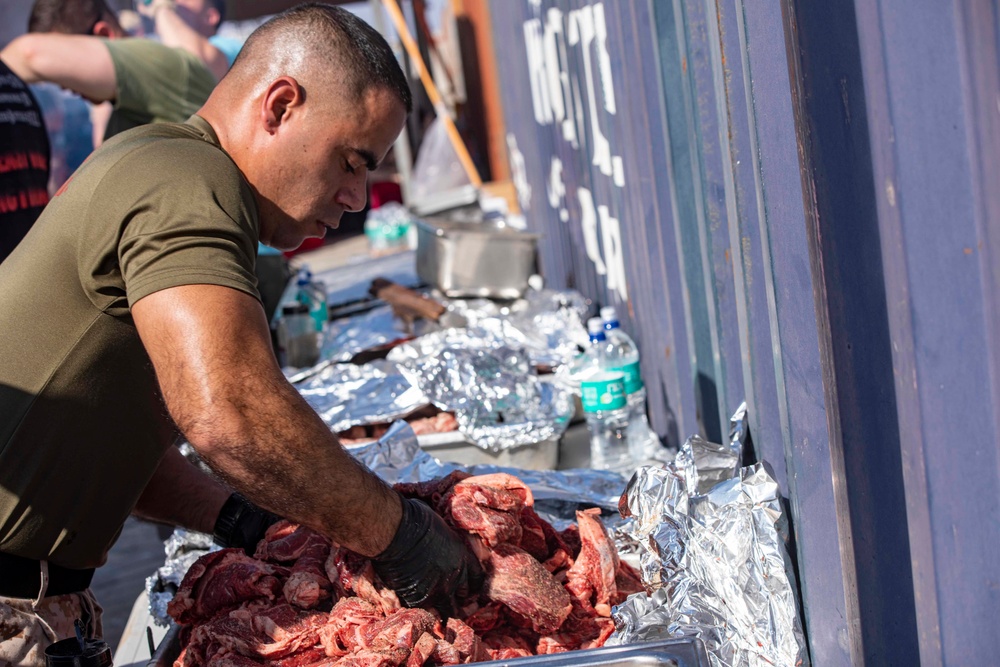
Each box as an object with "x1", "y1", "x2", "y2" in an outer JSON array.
[
  {"x1": 212, "y1": 492, "x2": 280, "y2": 555},
  {"x1": 372, "y1": 497, "x2": 484, "y2": 616}
]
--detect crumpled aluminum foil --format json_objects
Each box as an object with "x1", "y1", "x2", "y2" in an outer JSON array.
[
  {"x1": 146, "y1": 529, "x2": 218, "y2": 625},
  {"x1": 318, "y1": 304, "x2": 422, "y2": 364},
  {"x1": 316, "y1": 289, "x2": 588, "y2": 372},
  {"x1": 443, "y1": 289, "x2": 590, "y2": 368},
  {"x1": 387, "y1": 329, "x2": 575, "y2": 451},
  {"x1": 609, "y1": 403, "x2": 809, "y2": 667},
  {"x1": 295, "y1": 359, "x2": 429, "y2": 433},
  {"x1": 146, "y1": 421, "x2": 629, "y2": 625}
]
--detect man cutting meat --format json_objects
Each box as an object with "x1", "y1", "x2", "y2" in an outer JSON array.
[{"x1": 0, "y1": 5, "x2": 480, "y2": 665}]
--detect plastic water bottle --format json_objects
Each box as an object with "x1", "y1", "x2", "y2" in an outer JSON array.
[
  {"x1": 580, "y1": 317, "x2": 633, "y2": 472},
  {"x1": 276, "y1": 302, "x2": 320, "y2": 367},
  {"x1": 294, "y1": 268, "x2": 328, "y2": 333},
  {"x1": 600, "y1": 306, "x2": 664, "y2": 463}
]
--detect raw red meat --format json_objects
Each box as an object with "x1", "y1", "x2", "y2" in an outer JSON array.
[
  {"x1": 170, "y1": 474, "x2": 643, "y2": 666},
  {"x1": 483, "y1": 543, "x2": 571, "y2": 634},
  {"x1": 168, "y1": 550, "x2": 284, "y2": 625},
  {"x1": 337, "y1": 412, "x2": 459, "y2": 445}
]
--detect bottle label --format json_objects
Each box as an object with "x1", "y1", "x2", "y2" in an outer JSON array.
[
  {"x1": 581, "y1": 373, "x2": 627, "y2": 412},
  {"x1": 612, "y1": 360, "x2": 644, "y2": 395}
]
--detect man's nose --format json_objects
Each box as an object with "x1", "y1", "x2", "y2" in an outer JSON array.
[{"x1": 336, "y1": 176, "x2": 368, "y2": 213}]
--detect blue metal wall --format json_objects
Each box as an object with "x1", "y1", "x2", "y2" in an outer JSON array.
[{"x1": 485, "y1": 0, "x2": 1000, "y2": 664}]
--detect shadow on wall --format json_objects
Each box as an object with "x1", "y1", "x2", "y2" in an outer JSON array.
[{"x1": 695, "y1": 371, "x2": 722, "y2": 444}]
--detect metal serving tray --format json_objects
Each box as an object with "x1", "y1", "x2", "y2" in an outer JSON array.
[
  {"x1": 146, "y1": 625, "x2": 708, "y2": 667},
  {"x1": 415, "y1": 218, "x2": 540, "y2": 300},
  {"x1": 473, "y1": 639, "x2": 711, "y2": 667},
  {"x1": 417, "y1": 431, "x2": 559, "y2": 470}
]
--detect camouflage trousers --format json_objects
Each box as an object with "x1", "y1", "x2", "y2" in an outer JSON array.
[{"x1": 0, "y1": 578, "x2": 103, "y2": 667}]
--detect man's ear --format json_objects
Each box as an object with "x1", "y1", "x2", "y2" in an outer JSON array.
[
  {"x1": 261, "y1": 77, "x2": 304, "y2": 134},
  {"x1": 206, "y1": 7, "x2": 221, "y2": 32},
  {"x1": 91, "y1": 21, "x2": 118, "y2": 38}
]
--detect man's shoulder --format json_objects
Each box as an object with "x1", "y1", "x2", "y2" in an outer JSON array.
[{"x1": 105, "y1": 122, "x2": 235, "y2": 173}]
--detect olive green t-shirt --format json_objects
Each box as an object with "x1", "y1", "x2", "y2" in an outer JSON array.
[
  {"x1": 102, "y1": 39, "x2": 216, "y2": 141},
  {"x1": 0, "y1": 116, "x2": 259, "y2": 569}
]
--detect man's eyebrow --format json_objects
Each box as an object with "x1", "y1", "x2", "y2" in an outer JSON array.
[{"x1": 349, "y1": 147, "x2": 379, "y2": 171}]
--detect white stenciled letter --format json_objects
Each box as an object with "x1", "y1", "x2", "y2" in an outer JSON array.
[
  {"x1": 524, "y1": 19, "x2": 552, "y2": 126},
  {"x1": 543, "y1": 8, "x2": 578, "y2": 147},
  {"x1": 598, "y1": 205, "x2": 628, "y2": 301},
  {"x1": 593, "y1": 3, "x2": 616, "y2": 115},
  {"x1": 568, "y1": 6, "x2": 611, "y2": 177},
  {"x1": 578, "y1": 187, "x2": 606, "y2": 275},
  {"x1": 547, "y1": 157, "x2": 568, "y2": 222},
  {"x1": 507, "y1": 133, "x2": 532, "y2": 211}
]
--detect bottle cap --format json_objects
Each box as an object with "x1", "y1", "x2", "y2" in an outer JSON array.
[
  {"x1": 600, "y1": 306, "x2": 618, "y2": 323},
  {"x1": 44, "y1": 636, "x2": 112, "y2": 667},
  {"x1": 587, "y1": 317, "x2": 605, "y2": 335}
]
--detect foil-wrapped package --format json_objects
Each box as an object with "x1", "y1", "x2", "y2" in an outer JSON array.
[
  {"x1": 295, "y1": 359, "x2": 429, "y2": 433},
  {"x1": 318, "y1": 304, "x2": 419, "y2": 364},
  {"x1": 610, "y1": 403, "x2": 809, "y2": 667},
  {"x1": 447, "y1": 289, "x2": 590, "y2": 369},
  {"x1": 388, "y1": 329, "x2": 575, "y2": 451}
]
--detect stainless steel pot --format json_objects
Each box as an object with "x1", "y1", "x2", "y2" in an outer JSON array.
[{"x1": 415, "y1": 218, "x2": 540, "y2": 300}]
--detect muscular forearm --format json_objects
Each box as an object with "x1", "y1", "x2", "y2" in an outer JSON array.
[
  {"x1": 191, "y1": 376, "x2": 402, "y2": 557},
  {"x1": 134, "y1": 285, "x2": 402, "y2": 557},
  {"x1": 133, "y1": 444, "x2": 229, "y2": 533}
]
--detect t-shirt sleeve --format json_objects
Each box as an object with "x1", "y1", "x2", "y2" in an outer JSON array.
[
  {"x1": 92, "y1": 139, "x2": 260, "y2": 307},
  {"x1": 103, "y1": 39, "x2": 216, "y2": 125}
]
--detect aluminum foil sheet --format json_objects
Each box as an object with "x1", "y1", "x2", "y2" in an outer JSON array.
[
  {"x1": 146, "y1": 421, "x2": 630, "y2": 625},
  {"x1": 387, "y1": 329, "x2": 575, "y2": 451},
  {"x1": 146, "y1": 529, "x2": 218, "y2": 626},
  {"x1": 310, "y1": 288, "x2": 587, "y2": 372},
  {"x1": 609, "y1": 403, "x2": 809, "y2": 667},
  {"x1": 295, "y1": 359, "x2": 429, "y2": 433},
  {"x1": 442, "y1": 289, "x2": 590, "y2": 368},
  {"x1": 319, "y1": 304, "x2": 423, "y2": 363}
]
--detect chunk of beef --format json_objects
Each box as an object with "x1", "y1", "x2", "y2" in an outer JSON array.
[
  {"x1": 282, "y1": 532, "x2": 332, "y2": 609},
  {"x1": 319, "y1": 598, "x2": 384, "y2": 657},
  {"x1": 326, "y1": 547, "x2": 400, "y2": 614},
  {"x1": 360, "y1": 608, "x2": 437, "y2": 651},
  {"x1": 252, "y1": 604, "x2": 329, "y2": 659},
  {"x1": 394, "y1": 470, "x2": 471, "y2": 514},
  {"x1": 444, "y1": 474, "x2": 534, "y2": 547},
  {"x1": 484, "y1": 543, "x2": 571, "y2": 634},
  {"x1": 405, "y1": 633, "x2": 440, "y2": 667},
  {"x1": 255, "y1": 522, "x2": 317, "y2": 562},
  {"x1": 445, "y1": 617, "x2": 490, "y2": 662},
  {"x1": 565, "y1": 508, "x2": 619, "y2": 616},
  {"x1": 168, "y1": 550, "x2": 283, "y2": 625}
]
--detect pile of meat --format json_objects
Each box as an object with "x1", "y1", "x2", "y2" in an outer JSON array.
[{"x1": 167, "y1": 472, "x2": 644, "y2": 666}]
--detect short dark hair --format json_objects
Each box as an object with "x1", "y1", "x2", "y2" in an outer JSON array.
[
  {"x1": 234, "y1": 3, "x2": 412, "y2": 113},
  {"x1": 28, "y1": 0, "x2": 121, "y2": 34}
]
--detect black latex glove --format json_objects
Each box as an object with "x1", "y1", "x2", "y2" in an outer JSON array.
[
  {"x1": 372, "y1": 497, "x2": 484, "y2": 616},
  {"x1": 212, "y1": 492, "x2": 280, "y2": 555}
]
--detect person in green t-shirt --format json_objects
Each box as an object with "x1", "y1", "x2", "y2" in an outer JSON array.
[
  {"x1": 0, "y1": 5, "x2": 481, "y2": 663},
  {"x1": 1, "y1": 0, "x2": 216, "y2": 142}
]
